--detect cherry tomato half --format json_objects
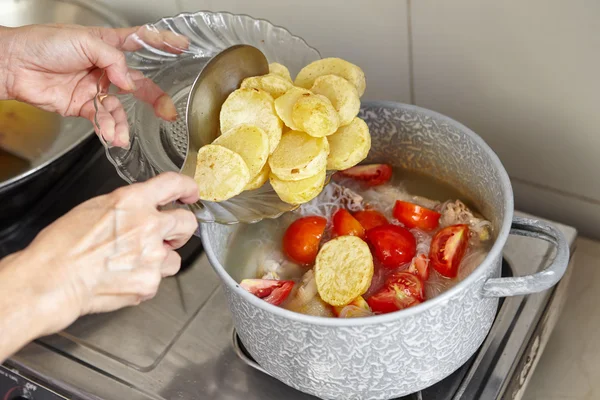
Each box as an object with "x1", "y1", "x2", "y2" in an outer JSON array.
[
  {"x1": 283, "y1": 216, "x2": 327, "y2": 265},
  {"x1": 407, "y1": 253, "x2": 430, "y2": 281},
  {"x1": 240, "y1": 279, "x2": 295, "y2": 306},
  {"x1": 353, "y1": 209, "x2": 388, "y2": 231},
  {"x1": 429, "y1": 224, "x2": 470, "y2": 278},
  {"x1": 336, "y1": 164, "x2": 393, "y2": 186},
  {"x1": 367, "y1": 272, "x2": 424, "y2": 314},
  {"x1": 366, "y1": 224, "x2": 417, "y2": 269},
  {"x1": 393, "y1": 200, "x2": 441, "y2": 231},
  {"x1": 333, "y1": 209, "x2": 365, "y2": 239}
]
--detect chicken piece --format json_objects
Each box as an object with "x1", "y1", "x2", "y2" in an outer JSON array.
[{"x1": 438, "y1": 200, "x2": 492, "y2": 242}]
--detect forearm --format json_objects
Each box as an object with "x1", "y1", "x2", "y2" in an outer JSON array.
[
  {"x1": 0, "y1": 251, "x2": 49, "y2": 363},
  {"x1": 0, "y1": 25, "x2": 17, "y2": 101}
]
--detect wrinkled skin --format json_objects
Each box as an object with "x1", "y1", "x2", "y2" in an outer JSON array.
[
  {"x1": 0, "y1": 23, "x2": 197, "y2": 362},
  {"x1": 0, "y1": 172, "x2": 199, "y2": 361},
  {"x1": 0, "y1": 23, "x2": 189, "y2": 147}
]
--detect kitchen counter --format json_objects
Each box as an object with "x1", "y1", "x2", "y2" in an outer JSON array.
[{"x1": 523, "y1": 237, "x2": 600, "y2": 400}]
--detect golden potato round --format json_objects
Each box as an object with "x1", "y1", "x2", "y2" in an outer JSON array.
[
  {"x1": 269, "y1": 62, "x2": 292, "y2": 82},
  {"x1": 310, "y1": 74, "x2": 360, "y2": 126},
  {"x1": 294, "y1": 58, "x2": 366, "y2": 97},
  {"x1": 245, "y1": 162, "x2": 271, "y2": 191},
  {"x1": 240, "y1": 73, "x2": 293, "y2": 99},
  {"x1": 212, "y1": 124, "x2": 269, "y2": 180},
  {"x1": 194, "y1": 144, "x2": 250, "y2": 202},
  {"x1": 268, "y1": 130, "x2": 329, "y2": 181},
  {"x1": 274, "y1": 86, "x2": 312, "y2": 130},
  {"x1": 326, "y1": 117, "x2": 371, "y2": 170},
  {"x1": 270, "y1": 168, "x2": 326, "y2": 205},
  {"x1": 291, "y1": 93, "x2": 340, "y2": 137},
  {"x1": 219, "y1": 88, "x2": 283, "y2": 154},
  {"x1": 315, "y1": 236, "x2": 374, "y2": 307}
]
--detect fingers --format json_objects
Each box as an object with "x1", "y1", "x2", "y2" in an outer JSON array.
[
  {"x1": 160, "y1": 209, "x2": 198, "y2": 250},
  {"x1": 127, "y1": 70, "x2": 178, "y2": 121},
  {"x1": 87, "y1": 294, "x2": 142, "y2": 314},
  {"x1": 90, "y1": 25, "x2": 190, "y2": 54},
  {"x1": 160, "y1": 250, "x2": 182, "y2": 277},
  {"x1": 133, "y1": 172, "x2": 200, "y2": 206},
  {"x1": 85, "y1": 36, "x2": 136, "y2": 93}
]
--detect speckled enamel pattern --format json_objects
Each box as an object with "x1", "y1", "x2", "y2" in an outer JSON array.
[{"x1": 201, "y1": 101, "x2": 569, "y2": 400}]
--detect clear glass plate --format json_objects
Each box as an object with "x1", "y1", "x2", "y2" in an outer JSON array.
[{"x1": 93, "y1": 11, "x2": 323, "y2": 224}]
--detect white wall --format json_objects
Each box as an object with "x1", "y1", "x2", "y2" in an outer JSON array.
[{"x1": 98, "y1": 0, "x2": 600, "y2": 238}]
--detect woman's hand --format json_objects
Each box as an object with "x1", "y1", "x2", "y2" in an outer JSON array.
[
  {"x1": 0, "y1": 172, "x2": 199, "y2": 360},
  {"x1": 0, "y1": 24, "x2": 189, "y2": 147}
]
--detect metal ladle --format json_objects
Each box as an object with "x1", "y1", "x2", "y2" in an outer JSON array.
[{"x1": 181, "y1": 45, "x2": 268, "y2": 179}]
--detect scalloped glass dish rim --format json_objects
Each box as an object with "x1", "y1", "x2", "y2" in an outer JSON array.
[{"x1": 92, "y1": 10, "x2": 327, "y2": 224}]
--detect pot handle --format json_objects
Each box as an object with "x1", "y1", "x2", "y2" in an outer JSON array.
[{"x1": 481, "y1": 216, "x2": 570, "y2": 298}]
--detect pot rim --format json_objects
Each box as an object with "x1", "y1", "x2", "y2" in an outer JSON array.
[{"x1": 201, "y1": 100, "x2": 514, "y2": 327}]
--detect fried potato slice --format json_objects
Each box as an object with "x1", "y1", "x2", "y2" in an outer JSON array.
[
  {"x1": 326, "y1": 117, "x2": 371, "y2": 170},
  {"x1": 245, "y1": 162, "x2": 271, "y2": 191},
  {"x1": 269, "y1": 62, "x2": 292, "y2": 82},
  {"x1": 291, "y1": 93, "x2": 339, "y2": 137},
  {"x1": 310, "y1": 74, "x2": 360, "y2": 127},
  {"x1": 219, "y1": 88, "x2": 283, "y2": 154},
  {"x1": 269, "y1": 130, "x2": 329, "y2": 181},
  {"x1": 212, "y1": 124, "x2": 269, "y2": 180},
  {"x1": 274, "y1": 86, "x2": 312, "y2": 130},
  {"x1": 294, "y1": 58, "x2": 366, "y2": 97},
  {"x1": 241, "y1": 73, "x2": 294, "y2": 99},
  {"x1": 270, "y1": 167, "x2": 326, "y2": 205},
  {"x1": 315, "y1": 236, "x2": 374, "y2": 307},
  {"x1": 194, "y1": 144, "x2": 250, "y2": 202}
]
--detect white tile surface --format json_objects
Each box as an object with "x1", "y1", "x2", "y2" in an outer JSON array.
[
  {"x1": 96, "y1": 0, "x2": 181, "y2": 26},
  {"x1": 411, "y1": 1, "x2": 600, "y2": 207},
  {"x1": 523, "y1": 237, "x2": 600, "y2": 400},
  {"x1": 513, "y1": 178, "x2": 600, "y2": 241},
  {"x1": 179, "y1": 0, "x2": 411, "y2": 102}
]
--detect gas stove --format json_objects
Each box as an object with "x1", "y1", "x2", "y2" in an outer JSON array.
[{"x1": 0, "y1": 137, "x2": 577, "y2": 400}]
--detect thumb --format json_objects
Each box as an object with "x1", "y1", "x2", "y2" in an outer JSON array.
[{"x1": 84, "y1": 36, "x2": 136, "y2": 92}]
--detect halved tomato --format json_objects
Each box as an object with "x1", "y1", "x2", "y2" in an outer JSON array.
[
  {"x1": 353, "y1": 209, "x2": 388, "y2": 231},
  {"x1": 335, "y1": 164, "x2": 393, "y2": 186},
  {"x1": 393, "y1": 200, "x2": 441, "y2": 231},
  {"x1": 407, "y1": 253, "x2": 430, "y2": 281},
  {"x1": 365, "y1": 224, "x2": 417, "y2": 269},
  {"x1": 429, "y1": 224, "x2": 470, "y2": 278},
  {"x1": 283, "y1": 216, "x2": 327, "y2": 265},
  {"x1": 240, "y1": 279, "x2": 295, "y2": 306},
  {"x1": 366, "y1": 272, "x2": 424, "y2": 314},
  {"x1": 333, "y1": 209, "x2": 366, "y2": 239}
]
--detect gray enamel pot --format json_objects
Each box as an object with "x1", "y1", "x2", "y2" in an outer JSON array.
[{"x1": 201, "y1": 101, "x2": 569, "y2": 400}]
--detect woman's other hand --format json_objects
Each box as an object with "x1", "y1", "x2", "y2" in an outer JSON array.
[{"x1": 0, "y1": 172, "x2": 199, "y2": 339}]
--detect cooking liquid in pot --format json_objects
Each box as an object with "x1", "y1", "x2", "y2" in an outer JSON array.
[
  {"x1": 0, "y1": 100, "x2": 61, "y2": 181},
  {"x1": 227, "y1": 167, "x2": 494, "y2": 317}
]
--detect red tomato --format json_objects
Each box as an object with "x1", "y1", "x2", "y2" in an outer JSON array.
[
  {"x1": 335, "y1": 164, "x2": 393, "y2": 186},
  {"x1": 367, "y1": 272, "x2": 424, "y2": 314},
  {"x1": 240, "y1": 279, "x2": 295, "y2": 306},
  {"x1": 407, "y1": 253, "x2": 430, "y2": 281},
  {"x1": 353, "y1": 209, "x2": 388, "y2": 231},
  {"x1": 283, "y1": 216, "x2": 327, "y2": 265},
  {"x1": 333, "y1": 209, "x2": 366, "y2": 239},
  {"x1": 393, "y1": 200, "x2": 441, "y2": 231},
  {"x1": 365, "y1": 224, "x2": 417, "y2": 269},
  {"x1": 429, "y1": 224, "x2": 470, "y2": 278}
]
